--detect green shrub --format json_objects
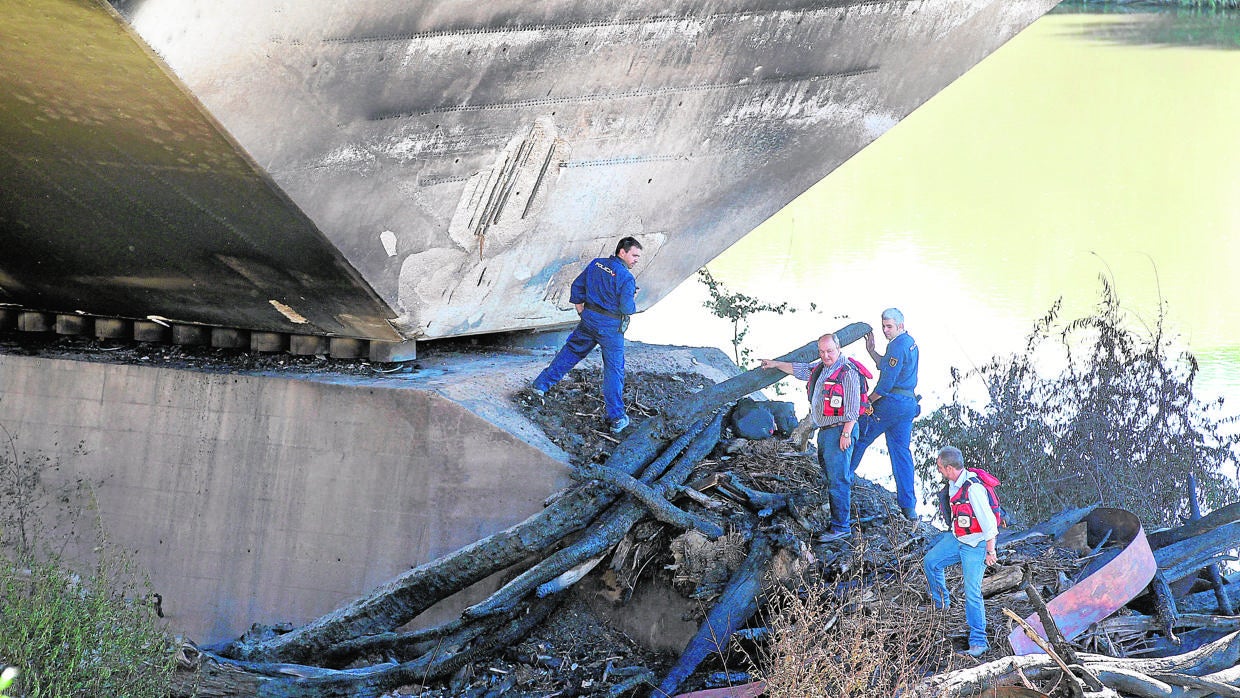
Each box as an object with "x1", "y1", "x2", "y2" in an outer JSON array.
[
  {"x1": 912, "y1": 279, "x2": 1240, "y2": 528},
  {"x1": 0, "y1": 425, "x2": 175, "y2": 697},
  {"x1": 0, "y1": 549, "x2": 175, "y2": 698},
  {"x1": 698, "y1": 267, "x2": 800, "y2": 366}
]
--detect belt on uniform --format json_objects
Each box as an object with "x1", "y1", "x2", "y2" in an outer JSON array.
[
  {"x1": 583, "y1": 302, "x2": 628, "y2": 321},
  {"x1": 890, "y1": 387, "x2": 917, "y2": 398}
]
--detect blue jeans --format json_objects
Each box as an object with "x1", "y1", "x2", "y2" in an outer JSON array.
[
  {"x1": 817, "y1": 422, "x2": 858, "y2": 533},
  {"x1": 850, "y1": 394, "x2": 920, "y2": 510},
  {"x1": 532, "y1": 310, "x2": 627, "y2": 421},
  {"x1": 923, "y1": 532, "x2": 988, "y2": 648}
]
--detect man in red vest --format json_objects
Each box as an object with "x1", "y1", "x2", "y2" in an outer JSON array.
[
  {"x1": 759, "y1": 333, "x2": 861, "y2": 543},
  {"x1": 923, "y1": 445, "x2": 998, "y2": 657}
]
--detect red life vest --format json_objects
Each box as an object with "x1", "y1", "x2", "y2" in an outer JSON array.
[
  {"x1": 946, "y1": 469, "x2": 1004, "y2": 537},
  {"x1": 807, "y1": 358, "x2": 873, "y2": 417}
]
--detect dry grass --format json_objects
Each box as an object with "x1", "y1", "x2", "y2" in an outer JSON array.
[{"x1": 754, "y1": 533, "x2": 967, "y2": 697}]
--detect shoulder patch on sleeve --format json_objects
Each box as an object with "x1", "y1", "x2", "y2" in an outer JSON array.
[{"x1": 888, "y1": 356, "x2": 898, "y2": 368}]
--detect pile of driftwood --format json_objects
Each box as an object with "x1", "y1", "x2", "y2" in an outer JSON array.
[{"x1": 168, "y1": 324, "x2": 1240, "y2": 698}]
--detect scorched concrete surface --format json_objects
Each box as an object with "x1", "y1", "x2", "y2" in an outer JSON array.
[{"x1": 0, "y1": 340, "x2": 739, "y2": 643}]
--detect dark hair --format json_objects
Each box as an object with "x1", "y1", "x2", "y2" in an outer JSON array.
[{"x1": 615, "y1": 237, "x2": 643, "y2": 256}]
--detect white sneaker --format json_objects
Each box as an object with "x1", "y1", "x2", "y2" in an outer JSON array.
[{"x1": 609, "y1": 415, "x2": 630, "y2": 434}]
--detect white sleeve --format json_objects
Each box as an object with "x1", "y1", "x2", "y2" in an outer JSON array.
[{"x1": 969, "y1": 481, "x2": 999, "y2": 541}]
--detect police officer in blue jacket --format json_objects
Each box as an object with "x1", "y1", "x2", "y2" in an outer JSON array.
[
  {"x1": 531, "y1": 237, "x2": 643, "y2": 434},
  {"x1": 850, "y1": 308, "x2": 921, "y2": 519}
]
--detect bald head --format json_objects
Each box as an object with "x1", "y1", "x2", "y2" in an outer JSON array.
[{"x1": 817, "y1": 334, "x2": 841, "y2": 365}]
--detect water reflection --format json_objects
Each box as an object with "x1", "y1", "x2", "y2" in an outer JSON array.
[
  {"x1": 1054, "y1": 3, "x2": 1240, "y2": 51},
  {"x1": 632, "y1": 8, "x2": 1240, "y2": 419}
]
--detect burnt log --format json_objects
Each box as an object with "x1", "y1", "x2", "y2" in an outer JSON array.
[
  {"x1": 317, "y1": 615, "x2": 470, "y2": 668},
  {"x1": 671, "y1": 322, "x2": 870, "y2": 432},
  {"x1": 178, "y1": 598, "x2": 559, "y2": 698},
  {"x1": 220, "y1": 415, "x2": 713, "y2": 664},
  {"x1": 1147, "y1": 501, "x2": 1240, "y2": 550},
  {"x1": 1180, "y1": 585, "x2": 1240, "y2": 615},
  {"x1": 981, "y1": 565, "x2": 1025, "y2": 598},
  {"x1": 574, "y1": 461, "x2": 725, "y2": 539},
  {"x1": 716, "y1": 472, "x2": 788, "y2": 514},
  {"x1": 1187, "y1": 474, "x2": 1235, "y2": 615},
  {"x1": 1002, "y1": 609, "x2": 1092, "y2": 698},
  {"x1": 997, "y1": 505, "x2": 1098, "y2": 547},
  {"x1": 913, "y1": 630, "x2": 1240, "y2": 698},
  {"x1": 220, "y1": 474, "x2": 624, "y2": 664},
  {"x1": 1019, "y1": 566, "x2": 1080, "y2": 667},
  {"x1": 463, "y1": 413, "x2": 724, "y2": 619},
  {"x1": 653, "y1": 533, "x2": 775, "y2": 698},
  {"x1": 1153, "y1": 521, "x2": 1240, "y2": 585},
  {"x1": 1151, "y1": 572, "x2": 1182, "y2": 646}
]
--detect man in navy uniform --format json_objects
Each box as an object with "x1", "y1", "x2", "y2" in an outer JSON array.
[
  {"x1": 850, "y1": 308, "x2": 921, "y2": 520},
  {"x1": 531, "y1": 237, "x2": 642, "y2": 434}
]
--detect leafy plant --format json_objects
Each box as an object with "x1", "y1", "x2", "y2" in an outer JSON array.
[
  {"x1": 1, "y1": 666, "x2": 18, "y2": 698},
  {"x1": 912, "y1": 278, "x2": 1240, "y2": 528},
  {"x1": 0, "y1": 425, "x2": 175, "y2": 697},
  {"x1": 697, "y1": 267, "x2": 799, "y2": 366}
]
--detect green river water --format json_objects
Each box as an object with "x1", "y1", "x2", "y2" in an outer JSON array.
[{"x1": 633, "y1": 6, "x2": 1240, "y2": 419}]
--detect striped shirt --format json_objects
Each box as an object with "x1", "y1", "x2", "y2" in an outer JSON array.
[{"x1": 793, "y1": 359, "x2": 861, "y2": 428}]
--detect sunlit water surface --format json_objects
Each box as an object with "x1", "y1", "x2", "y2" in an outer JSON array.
[{"x1": 629, "y1": 8, "x2": 1240, "y2": 490}]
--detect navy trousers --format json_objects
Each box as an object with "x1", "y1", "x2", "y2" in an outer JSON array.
[
  {"x1": 849, "y1": 393, "x2": 920, "y2": 510},
  {"x1": 532, "y1": 311, "x2": 627, "y2": 421}
]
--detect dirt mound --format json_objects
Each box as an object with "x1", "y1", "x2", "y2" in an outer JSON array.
[{"x1": 517, "y1": 367, "x2": 714, "y2": 465}]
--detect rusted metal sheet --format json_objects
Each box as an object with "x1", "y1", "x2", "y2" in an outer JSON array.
[
  {"x1": 3, "y1": 0, "x2": 1061, "y2": 340},
  {"x1": 675, "y1": 681, "x2": 767, "y2": 698},
  {"x1": 1008, "y1": 508, "x2": 1157, "y2": 655}
]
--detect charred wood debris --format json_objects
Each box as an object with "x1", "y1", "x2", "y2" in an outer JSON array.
[{"x1": 174, "y1": 326, "x2": 1240, "y2": 698}]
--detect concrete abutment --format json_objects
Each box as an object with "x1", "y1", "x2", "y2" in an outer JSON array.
[
  {"x1": 0, "y1": 352, "x2": 575, "y2": 643},
  {"x1": 0, "y1": 342, "x2": 737, "y2": 645}
]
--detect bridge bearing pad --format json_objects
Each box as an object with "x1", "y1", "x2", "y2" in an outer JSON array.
[
  {"x1": 289, "y1": 334, "x2": 328, "y2": 356},
  {"x1": 369, "y1": 339, "x2": 417, "y2": 363},
  {"x1": 55, "y1": 314, "x2": 92, "y2": 335},
  {"x1": 211, "y1": 328, "x2": 250, "y2": 350},
  {"x1": 94, "y1": 318, "x2": 132, "y2": 340},
  {"x1": 250, "y1": 332, "x2": 288, "y2": 353},
  {"x1": 172, "y1": 325, "x2": 210, "y2": 346},
  {"x1": 18, "y1": 312, "x2": 53, "y2": 333},
  {"x1": 328, "y1": 337, "x2": 366, "y2": 359},
  {"x1": 133, "y1": 321, "x2": 170, "y2": 343}
]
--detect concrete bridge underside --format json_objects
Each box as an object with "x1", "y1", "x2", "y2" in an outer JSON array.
[{"x1": 2, "y1": 0, "x2": 1061, "y2": 347}]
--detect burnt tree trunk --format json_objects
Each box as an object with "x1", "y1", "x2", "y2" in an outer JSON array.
[{"x1": 654, "y1": 533, "x2": 776, "y2": 698}]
